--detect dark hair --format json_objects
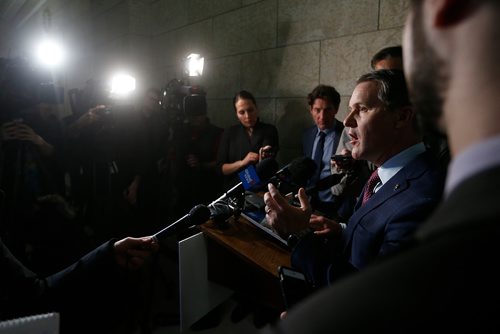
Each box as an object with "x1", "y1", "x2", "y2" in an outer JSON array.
[
  {"x1": 370, "y1": 46, "x2": 403, "y2": 70},
  {"x1": 356, "y1": 69, "x2": 410, "y2": 111},
  {"x1": 357, "y1": 70, "x2": 418, "y2": 133},
  {"x1": 233, "y1": 90, "x2": 257, "y2": 110},
  {"x1": 307, "y1": 84, "x2": 341, "y2": 109}
]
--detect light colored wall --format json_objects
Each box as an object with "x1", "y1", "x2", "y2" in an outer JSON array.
[{"x1": 2, "y1": 0, "x2": 409, "y2": 163}]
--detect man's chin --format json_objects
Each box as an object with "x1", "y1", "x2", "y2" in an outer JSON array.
[{"x1": 351, "y1": 149, "x2": 362, "y2": 161}]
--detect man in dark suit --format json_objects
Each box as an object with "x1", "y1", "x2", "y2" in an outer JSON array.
[
  {"x1": 263, "y1": 0, "x2": 500, "y2": 333},
  {"x1": 265, "y1": 70, "x2": 445, "y2": 288},
  {"x1": 302, "y1": 85, "x2": 344, "y2": 215}
]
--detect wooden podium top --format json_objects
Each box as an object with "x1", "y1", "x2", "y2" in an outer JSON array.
[{"x1": 200, "y1": 215, "x2": 291, "y2": 278}]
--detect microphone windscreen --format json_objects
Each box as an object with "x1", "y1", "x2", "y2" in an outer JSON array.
[
  {"x1": 189, "y1": 204, "x2": 211, "y2": 225},
  {"x1": 255, "y1": 158, "x2": 279, "y2": 182},
  {"x1": 288, "y1": 157, "x2": 317, "y2": 187},
  {"x1": 315, "y1": 173, "x2": 345, "y2": 191}
]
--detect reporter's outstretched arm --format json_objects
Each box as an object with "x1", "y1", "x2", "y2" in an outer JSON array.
[{"x1": 113, "y1": 236, "x2": 159, "y2": 270}]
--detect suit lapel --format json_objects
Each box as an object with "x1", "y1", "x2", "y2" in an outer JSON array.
[
  {"x1": 305, "y1": 127, "x2": 317, "y2": 158},
  {"x1": 343, "y1": 153, "x2": 430, "y2": 251}
]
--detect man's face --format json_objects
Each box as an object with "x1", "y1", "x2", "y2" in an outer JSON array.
[
  {"x1": 345, "y1": 81, "x2": 399, "y2": 165},
  {"x1": 403, "y1": 2, "x2": 447, "y2": 138},
  {"x1": 309, "y1": 98, "x2": 338, "y2": 130}
]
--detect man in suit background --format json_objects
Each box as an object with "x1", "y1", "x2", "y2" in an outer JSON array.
[
  {"x1": 302, "y1": 85, "x2": 344, "y2": 215},
  {"x1": 265, "y1": 69, "x2": 445, "y2": 288},
  {"x1": 263, "y1": 0, "x2": 500, "y2": 332}
]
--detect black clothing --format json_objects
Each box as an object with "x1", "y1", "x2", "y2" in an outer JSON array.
[
  {"x1": 0, "y1": 238, "x2": 136, "y2": 333},
  {"x1": 133, "y1": 111, "x2": 171, "y2": 234},
  {"x1": 175, "y1": 120, "x2": 223, "y2": 212},
  {"x1": 0, "y1": 111, "x2": 83, "y2": 275},
  {"x1": 63, "y1": 106, "x2": 148, "y2": 243},
  {"x1": 216, "y1": 121, "x2": 279, "y2": 188},
  {"x1": 264, "y1": 167, "x2": 500, "y2": 334}
]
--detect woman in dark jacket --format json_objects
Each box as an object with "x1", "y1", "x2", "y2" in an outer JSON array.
[{"x1": 216, "y1": 90, "x2": 279, "y2": 187}]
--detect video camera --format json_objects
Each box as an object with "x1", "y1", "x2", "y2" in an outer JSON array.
[
  {"x1": 161, "y1": 78, "x2": 207, "y2": 123},
  {"x1": 0, "y1": 57, "x2": 64, "y2": 122}
]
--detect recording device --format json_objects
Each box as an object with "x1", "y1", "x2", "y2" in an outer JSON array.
[
  {"x1": 208, "y1": 197, "x2": 241, "y2": 226},
  {"x1": 278, "y1": 266, "x2": 313, "y2": 309},
  {"x1": 162, "y1": 78, "x2": 207, "y2": 122},
  {"x1": 261, "y1": 146, "x2": 277, "y2": 159},
  {"x1": 331, "y1": 154, "x2": 354, "y2": 164},
  {"x1": 239, "y1": 157, "x2": 317, "y2": 246},
  {"x1": 304, "y1": 173, "x2": 345, "y2": 196},
  {"x1": 153, "y1": 204, "x2": 211, "y2": 241},
  {"x1": 211, "y1": 158, "x2": 279, "y2": 204},
  {"x1": 267, "y1": 156, "x2": 317, "y2": 196},
  {"x1": 207, "y1": 158, "x2": 279, "y2": 225}
]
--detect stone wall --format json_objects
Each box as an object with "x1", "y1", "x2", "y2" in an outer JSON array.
[
  {"x1": 149, "y1": 0, "x2": 409, "y2": 162},
  {"x1": 2, "y1": 0, "x2": 409, "y2": 163}
]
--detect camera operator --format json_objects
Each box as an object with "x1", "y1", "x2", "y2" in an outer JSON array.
[
  {"x1": 63, "y1": 81, "x2": 148, "y2": 245},
  {"x1": 173, "y1": 94, "x2": 223, "y2": 216},
  {"x1": 127, "y1": 87, "x2": 172, "y2": 234}
]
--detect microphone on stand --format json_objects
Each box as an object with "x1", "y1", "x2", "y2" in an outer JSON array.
[
  {"x1": 210, "y1": 158, "x2": 279, "y2": 204},
  {"x1": 153, "y1": 204, "x2": 211, "y2": 241},
  {"x1": 207, "y1": 158, "x2": 279, "y2": 225}
]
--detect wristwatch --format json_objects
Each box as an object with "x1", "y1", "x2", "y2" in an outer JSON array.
[{"x1": 287, "y1": 227, "x2": 313, "y2": 249}]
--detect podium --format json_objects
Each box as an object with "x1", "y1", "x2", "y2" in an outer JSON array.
[{"x1": 178, "y1": 215, "x2": 291, "y2": 330}]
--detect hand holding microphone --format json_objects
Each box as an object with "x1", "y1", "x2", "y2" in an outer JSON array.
[{"x1": 153, "y1": 204, "x2": 211, "y2": 242}]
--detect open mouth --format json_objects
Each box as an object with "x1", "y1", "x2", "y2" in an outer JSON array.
[{"x1": 348, "y1": 131, "x2": 359, "y2": 146}]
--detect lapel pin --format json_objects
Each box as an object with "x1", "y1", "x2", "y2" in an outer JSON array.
[{"x1": 394, "y1": 184, "x2": 400, "y2": 191}]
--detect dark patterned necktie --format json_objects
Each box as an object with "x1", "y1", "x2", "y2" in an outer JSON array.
[
  {"x1": 313, "y1": 131, "x2": 326, "y2": 180},
  {"x1": 362, "y1": 168, "x2": 380, "y2": 206}
]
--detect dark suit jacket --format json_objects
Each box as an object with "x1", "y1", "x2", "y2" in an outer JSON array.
[
  {"x1": 217, "y1": 120, "x2": 279, "y2": 187},
  {"x1": 302, "y1": 120, "x2": 344, "y2": 210},
  {"x1": 302, "y1": 120, "x2": 344, "y2": 160},
  {"x1": 291, "y1": 151, "x2": 446, "y2": 287},
  {"x1": 266, "y1": 165, "x2": 500, "y2": 333}
]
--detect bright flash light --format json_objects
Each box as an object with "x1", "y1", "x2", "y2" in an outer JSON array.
[
  {"x1": 186, "y1": 53, "x2": 204, "y2": 77},
  {"x1": 110, "y1": 73, "x2": 136, "y2": 97},
  {"x1": 35, "y1": 38, "x2": 65, "y2": 69}
]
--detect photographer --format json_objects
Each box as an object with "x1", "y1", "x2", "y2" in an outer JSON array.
[
  {"x1": 174, "y1": 94, "x2": 223, "y2": 215},
  {"x1": 63, "y1": 81, "x2": 147, "y2": 244},
  {"x1": 0, "y1": 95, "x2": 85, "y2": 275}
]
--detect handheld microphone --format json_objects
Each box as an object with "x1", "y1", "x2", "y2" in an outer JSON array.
[
  {"x1": 153, "y1": 204, "x2": 211, "y2": 241},
  {"x1": 268, "y1": 157, "x2": 317, "y2": 195},
  {"x1": 210, "y1": 158, "x2": 279, "y2": 204},
  {"x1": 304, "y1": 173, "x2": 345, "y2": 196}
]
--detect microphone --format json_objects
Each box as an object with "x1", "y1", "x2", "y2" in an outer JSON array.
[
  {"x1": 255, "y1": 157, "x2": 280, "y2": 182},
  {"x1": 268, "y1": 157, "x2": 317, "y2": 194},
  {"x1": 304, "y1": 173, "x2": 345, "y2": 196},
  {"x1": 207, "y1": 158, "x2": 279, "y2": 224},
  {"x1": 211, "y1": 158, "x2": 279, "y2": 204},
  {"x1": 288, "y1": 156, "x2": 317, "y2": 187},
  {"x1": 153, "y1": 204, "x2": 211, "y2": 241},
  {"x1": 208, "y1": 200, "x2": 238, "y2": 225}
]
